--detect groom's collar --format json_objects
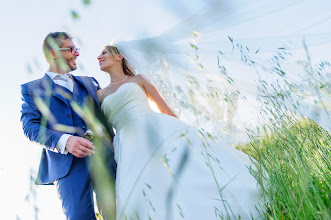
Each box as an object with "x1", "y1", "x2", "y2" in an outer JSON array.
[{"x1": 46, "y1": 71, "x2": 73, "y2": 81}]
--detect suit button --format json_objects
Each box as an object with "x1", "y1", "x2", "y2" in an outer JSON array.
[{"x1": 66, "y1": 114, "x2": 71, "y2": 118}]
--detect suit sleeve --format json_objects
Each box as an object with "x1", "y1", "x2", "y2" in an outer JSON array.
[{"x1": 20, "y1": 84, "x2": 64, "y2": 152}]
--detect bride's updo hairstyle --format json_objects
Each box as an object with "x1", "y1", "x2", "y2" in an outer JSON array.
[{"x1": 105, "y1": 45, "x2": 135, "y2": 76}]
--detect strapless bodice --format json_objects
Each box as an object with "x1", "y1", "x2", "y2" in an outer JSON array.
[{"x1": 101, "y1": 83, "x2": 155, "y2": 131}]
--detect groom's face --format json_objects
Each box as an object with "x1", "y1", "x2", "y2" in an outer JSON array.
[{"x1": 57, "y1": 39, "x2": 80, "y2": 72}]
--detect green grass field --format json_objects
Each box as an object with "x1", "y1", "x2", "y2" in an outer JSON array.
[{"x1": 236, "y1": 118, "x2": 331, "y2": 219}]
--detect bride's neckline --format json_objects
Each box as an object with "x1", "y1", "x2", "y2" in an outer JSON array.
[{"x1": 101, "y1": 82, "x2": 141, "y2": 105}]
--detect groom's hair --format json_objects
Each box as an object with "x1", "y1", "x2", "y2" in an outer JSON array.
[{"x1": 43, "y1": 32, "x2": 72, "y2": 63}]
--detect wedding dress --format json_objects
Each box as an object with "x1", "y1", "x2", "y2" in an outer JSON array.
[{"x1": 101, "y1": 82, "x2": 265, "y2": 220}]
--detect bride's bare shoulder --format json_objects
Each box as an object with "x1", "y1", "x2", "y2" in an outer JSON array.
[
  {"x1": 132, "y1": 74, "x2": 152, "y2": 84},
  {"x1": 97, "y1": 87, "x2": 108, "y2": 102},
  {"x1": 97, "y1": 87, "x2": 105, "y2": 95}
]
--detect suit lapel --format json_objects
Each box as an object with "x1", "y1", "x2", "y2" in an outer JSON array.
[
  {"x1": 73, "y1": 76, "x2": 115, "y2": 139},
  {"x1": 39, "y1": 74, "x2": 70, "y2": 105},
  {"x1": 73, "y1": 75, "x2": 115, "y2": 139},
  {"x1": 73, "y1": 75, "x2": 99, "y2": 104},
  {"x1": 39, "y1": 74, "x2": 98, "y2": 105}
]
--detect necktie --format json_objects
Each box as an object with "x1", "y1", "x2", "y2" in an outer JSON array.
[{"x1": 55, "y1": 74, "x2": 74, "y2": 92}]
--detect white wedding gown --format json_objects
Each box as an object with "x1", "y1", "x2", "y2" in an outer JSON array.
[{"x1": 101, "y1": 82, "x2": 265, "y2": 220}]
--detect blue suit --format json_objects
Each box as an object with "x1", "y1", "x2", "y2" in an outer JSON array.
[{"x1": 21, "y1": 74, "x2": 116, "y2": 219}]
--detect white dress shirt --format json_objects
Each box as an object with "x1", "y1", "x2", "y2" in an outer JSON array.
[
  {"x1": 46, "y1": 71, "x2": 74, "y2": 154},
  {"x1": 47, "y1": 71, "x2": 74, "y2": 92}
]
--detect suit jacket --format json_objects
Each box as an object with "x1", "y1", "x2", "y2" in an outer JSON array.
[{"x1": 21, "y1": 74, "x2": 116, "y2": 184}]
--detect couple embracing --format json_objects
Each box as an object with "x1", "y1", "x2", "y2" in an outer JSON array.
[{"x1": 21, "y1": 32, "x2": 264, "y2": 220}]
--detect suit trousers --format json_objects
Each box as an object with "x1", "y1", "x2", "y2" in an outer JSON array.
[{"x1": 54, "y1": 156, "x2": 97, "y2": 220}]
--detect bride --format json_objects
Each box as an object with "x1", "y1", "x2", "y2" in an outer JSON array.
[{"x1": 96, "y1": 45, "x2": 265, "y2": 220}]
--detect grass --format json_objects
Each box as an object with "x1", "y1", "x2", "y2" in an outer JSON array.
[{"x1": 236, "y1": 118, "x2": 331, "y2": 219}]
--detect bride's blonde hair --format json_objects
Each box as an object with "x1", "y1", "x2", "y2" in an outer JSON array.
[{"x1": 105, "y1": 45, "x2": 135, "y2": 76}]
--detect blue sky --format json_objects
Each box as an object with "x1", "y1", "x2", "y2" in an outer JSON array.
[{"x1": 0, "y1": 0, "x2": 330, "y2": 219}]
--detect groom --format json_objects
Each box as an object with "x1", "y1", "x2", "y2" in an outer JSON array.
[{"x1": 20, "y1": 32, "x2": 116, "y2": 219}]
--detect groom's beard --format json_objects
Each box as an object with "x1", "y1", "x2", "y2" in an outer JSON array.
[{"x1": 67, "y1": 57, "x2": 78, "y2": 71}]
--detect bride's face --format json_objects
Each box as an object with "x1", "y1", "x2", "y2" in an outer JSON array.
[{"x1": 97, "y1": 48, "x2": 117, "y2": 72}]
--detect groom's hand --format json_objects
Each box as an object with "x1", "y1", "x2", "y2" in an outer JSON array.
[{"x1": 66, "y1": 136, "x2": 95, "y2": 158}]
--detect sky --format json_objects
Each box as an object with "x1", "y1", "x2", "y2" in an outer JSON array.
[{"x1": 0, "y1": 0, "x2": 330, "y2": 219}]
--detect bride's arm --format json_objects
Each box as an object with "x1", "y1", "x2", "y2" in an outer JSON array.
[{"x1": 137, "y1": 74, "x2": 177, "y2": 118}]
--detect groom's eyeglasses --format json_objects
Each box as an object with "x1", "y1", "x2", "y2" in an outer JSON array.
[{"x1": 58, "y1": 47, "x2": 80, "y2": 55}]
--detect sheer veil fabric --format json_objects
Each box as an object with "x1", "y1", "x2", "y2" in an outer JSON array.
[{"x1": 114, "y1": 0, "x2": 331, "y2": 144}]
